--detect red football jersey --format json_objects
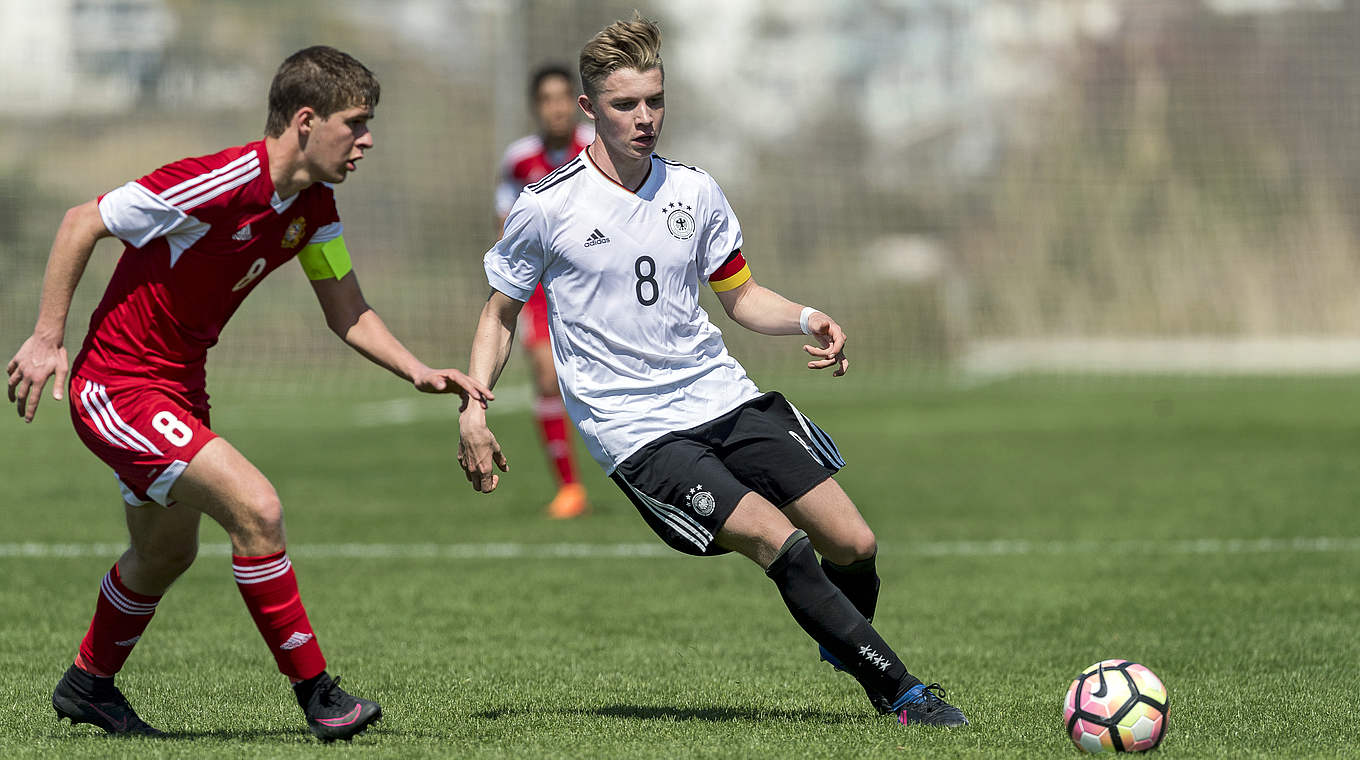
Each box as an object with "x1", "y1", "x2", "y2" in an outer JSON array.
[
  {"x1": 75, "y1": 140, "x2": 342, "y2": 393},
  {"x1": 494, "y1": 124, "x2": 593, "y2": 218}
]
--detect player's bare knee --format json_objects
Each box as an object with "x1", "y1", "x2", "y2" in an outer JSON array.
[
  {"x1": 248, "y1": 503, "x2": 285, "y2": 542},
  {"x1": 130, "y1": 542, "x2": 197, "y2": 580},
  {"x1": 825, "y1": 527, "x2": 876, "y2": 565},
  {"x1": 238, "y1": 490, "x2": 285, "y2": 543},
  {"x1": 848, "y1": 528, "x2": 878, "y2": 561}
]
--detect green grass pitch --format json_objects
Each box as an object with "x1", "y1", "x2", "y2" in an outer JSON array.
[{"x1": 1, "y1": 374, "x2": 1357, "y2": 758}]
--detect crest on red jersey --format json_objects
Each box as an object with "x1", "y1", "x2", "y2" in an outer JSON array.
[{"x1": 281, "y1": 216, "x2": 307, "y2": 249}]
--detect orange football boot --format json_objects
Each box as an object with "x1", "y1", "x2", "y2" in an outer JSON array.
[{"x1": 546, "y1": 483, "x2": 589, "y2": 519}]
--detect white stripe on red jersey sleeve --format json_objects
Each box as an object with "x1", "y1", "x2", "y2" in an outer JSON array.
[
  {"x1": 159, "y1": 151, "x2": 261, "y2": 211},
  {"x1": 98, "y1": 182, "x2": 209, "y2": 253},
  {"x1": 496, "y1": 135, "x2": 545, "y2": 218},
  {"x1": 502, "y1": 134, "x2": 545, "y2": 166}
]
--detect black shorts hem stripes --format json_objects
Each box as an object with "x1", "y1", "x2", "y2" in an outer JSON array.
[{"x1": 610, "y1": 391, "x2": 844, "y2": 556}]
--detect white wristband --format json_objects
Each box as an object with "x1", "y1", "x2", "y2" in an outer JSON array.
[{"x1": 799, "y1": 306, "x2": 819, "y2": 336}]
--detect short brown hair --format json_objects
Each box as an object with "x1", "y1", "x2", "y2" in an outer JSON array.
[
  {"x1": 578, "y1": 13, "x2": 662, "y2": 99},
  {"x1": 265, "y1": 46, "x2": 380, "y2": 137}
]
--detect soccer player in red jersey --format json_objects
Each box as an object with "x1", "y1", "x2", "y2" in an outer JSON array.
[
  {"x1": 6, "y1": 46, "x2": 492, "y2": 741},
  {"x1": 494, "y1": 64, "x2": 593, "y2": 519}
]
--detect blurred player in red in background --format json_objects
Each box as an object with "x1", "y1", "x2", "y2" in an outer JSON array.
[
  {"x1": 6, "y1": 46, "x2": 492, "y2": 742},
  {"x1": 495, "y1": 64, "x2": 593, "y2": 519}
]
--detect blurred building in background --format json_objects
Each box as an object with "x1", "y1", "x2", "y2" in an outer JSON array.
[
  {"x1": 2, "y1": 0, "x2": 1358, "y2": 393},
  {"x1": 1, "y1": 0, "x2": 174, "y2": 114}
]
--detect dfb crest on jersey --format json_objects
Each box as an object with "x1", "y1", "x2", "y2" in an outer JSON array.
[
  {"x1": 663, "y1": 201, "x2": 695, "y2": 240},
  {"x1": 281, "y1": 216, "x2": 307, "y2": 249},
  {"x1": 686, "y1": 484, "x2": 716, "y2": 516}
]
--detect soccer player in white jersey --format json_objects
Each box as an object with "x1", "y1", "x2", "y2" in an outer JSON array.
[{"x1": 457, "y1": 15, "x2": 967, "y2": 727}]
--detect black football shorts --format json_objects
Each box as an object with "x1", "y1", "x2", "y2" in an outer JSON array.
[{"x1": 610, "y1": 391, "x2": 845, "y2": 556}]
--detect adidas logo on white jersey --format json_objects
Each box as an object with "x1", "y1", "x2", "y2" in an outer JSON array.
[
  {"x1": 279, "y1": 631, "x2": 315, "y2": 650},
  {"x1": 583, "y1": 228, "x2": 610, "y2": 247},
  {"x1": 232, "y1": 224, "x2": 253, "y2": 241}
]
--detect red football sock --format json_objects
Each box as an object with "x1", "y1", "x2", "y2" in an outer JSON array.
[
  {"x1": 232, "y1": 550, "x2": 326, "y2": 681},
  {"x1": 534, "y1": 395, "x2": 577, "y2": 485},
  {"x1": 75, "y1": 563, "x2": 161, "y2": 677}
]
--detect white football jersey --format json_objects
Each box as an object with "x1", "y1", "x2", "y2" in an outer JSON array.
[{"x1": 484, "y1": 150, "x2": 763, "y2": 471}]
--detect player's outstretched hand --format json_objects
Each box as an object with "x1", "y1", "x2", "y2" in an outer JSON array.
[
  {"x1": 802, "y1": 312, "x2": 849, "y2": 377},
  {"x1": 7, "y1": 335, "x2": 69, "y2": 423},
  {"x1": 457, "y1": 420, "x2": 509, "y2": 493},
  {"x1": 414, "y1": 368, "x2": 495, "y2": 411}
]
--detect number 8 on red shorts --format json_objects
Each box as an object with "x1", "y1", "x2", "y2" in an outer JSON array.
[{"x1": 68, "y1": 375, "x2": 218, "y2": 507}]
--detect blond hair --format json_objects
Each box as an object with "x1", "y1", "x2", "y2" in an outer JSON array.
[{"x1": 579, "y1": 12, "x2": 663, "y2": 99}]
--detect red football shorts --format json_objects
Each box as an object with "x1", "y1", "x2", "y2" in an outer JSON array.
[
  {"x1": 517, "y1": 284, "x2": 552, "y2": 349},
  {"x1": 68, "y1": 374, "x2": 216, "y2": 507}
]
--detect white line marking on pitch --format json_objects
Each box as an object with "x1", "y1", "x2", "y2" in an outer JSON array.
[
  {"x1": 1, "y1": 537, "x2": 1357, "y2": 560},
  {"x1": 352, "y1": 384, "x2": 533, "y2": 427}
]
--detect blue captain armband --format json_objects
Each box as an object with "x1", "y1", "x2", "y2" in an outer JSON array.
[{"x1": 297, "y1": 235, "x2": 353, "y2": 281}]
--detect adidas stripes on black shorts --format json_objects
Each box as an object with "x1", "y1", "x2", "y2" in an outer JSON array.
[{"x1": 610, "y1": 391, "x2": 846, "y2": 557}]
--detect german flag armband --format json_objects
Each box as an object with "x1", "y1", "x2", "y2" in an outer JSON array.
[
  {"x1": 297, "y1": 235, "x2": 353, "y2": 281},
  {"x1": 709, "y1": 250, "x2": 751, "y2": 293}
]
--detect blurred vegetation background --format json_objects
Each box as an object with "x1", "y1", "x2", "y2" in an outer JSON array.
[{"x1": 2, "y1": 0, "x2": 1358, "y2": 396}]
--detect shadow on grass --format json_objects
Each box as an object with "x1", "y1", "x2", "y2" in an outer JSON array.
[
  {"x1": 476, "y1": 704, "x2": 865, "y2": 725},
  {"x1": 155, "y1": 729, "x2": 314, "y2": 741},
  {"x1": 50, "y1": 726, "x2": 321, "y2": 742}
]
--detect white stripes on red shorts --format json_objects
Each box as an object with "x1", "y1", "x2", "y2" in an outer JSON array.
[{"x1": 78, "y1": 380, "x2": 163, "y2": 456}]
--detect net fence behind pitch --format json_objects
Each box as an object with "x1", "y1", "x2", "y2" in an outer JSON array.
[{"x1": 2, "y1": 0, "x2": 1358, "y2": 401}]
